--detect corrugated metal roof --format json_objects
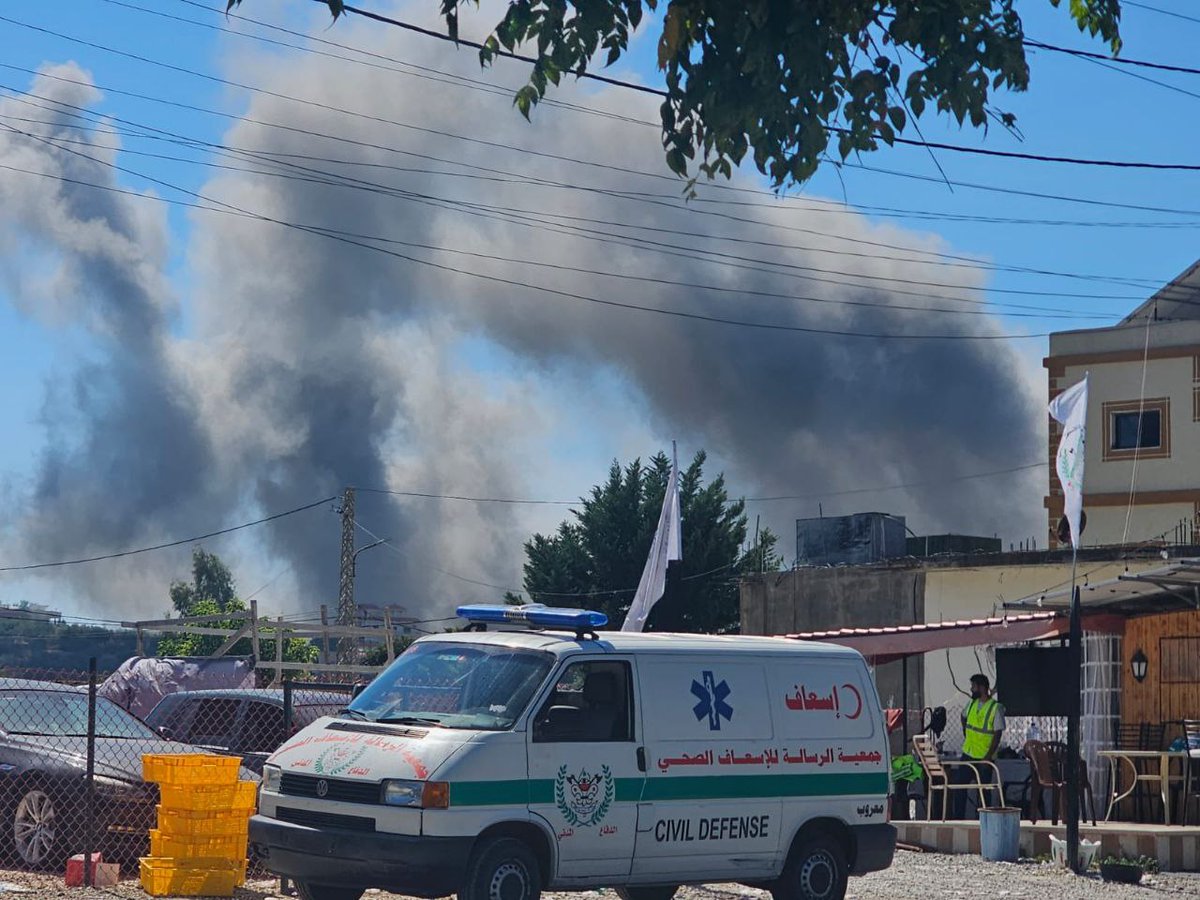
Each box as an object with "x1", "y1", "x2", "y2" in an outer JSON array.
[
  {"x1": 787, "y1": 611, "x2": 1062, "y2": 642},
  {"x1": 784, "y1": 612, "x2": 1068, "y2": 663},
  {"x1": 1004, "y1": 558, "x2": 1200, "y2": 615}
]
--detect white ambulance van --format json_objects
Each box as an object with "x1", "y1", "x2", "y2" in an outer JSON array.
[{"x1": 250, "y1": 605, "x2": 894, "y2": 900}]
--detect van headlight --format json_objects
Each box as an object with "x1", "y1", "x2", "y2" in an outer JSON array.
[
  {"x1": 381, "y1": 779, "x2": 423, "y2": 807},
  {"x1": 261, "y1": 765, "x2": 282, "y2": 793}
]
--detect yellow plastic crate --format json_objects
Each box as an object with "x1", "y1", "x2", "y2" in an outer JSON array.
[
  {"x1": 160, "y1": 780, "x2": 258, "y2": 813},
  {"x1": 143, "y1": 754, "x2": 242, "y2": 786},
  {"x1": 155, "y1": 806, "x2": 251, "y2": 838},
  {"x1": 139, "y1": 857, "x2": 247, "y2": 897},
  {"x1": 149, "y1": 829, "x2": 248, "y2": 861}
]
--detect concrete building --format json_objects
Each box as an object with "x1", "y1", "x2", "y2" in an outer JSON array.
[{"x1": 1046, "y1": 260, "x2": 1200, "y2": 547}]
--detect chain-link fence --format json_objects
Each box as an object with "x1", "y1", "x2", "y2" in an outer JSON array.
[
  {"x1": 0, "y1": 660, "x2": 373, "y2": 882},
  {"x1": 0, "y1": 662, "x2": 160, "y2": 874}
]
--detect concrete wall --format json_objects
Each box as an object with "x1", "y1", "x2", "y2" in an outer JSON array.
[{"x1": 740, "y1": 567, "x2": 925, "y2": 748}]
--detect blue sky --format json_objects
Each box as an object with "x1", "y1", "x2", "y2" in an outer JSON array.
[{"x1": 2, "y1": 1, "x2": 1199, "y2": 616}]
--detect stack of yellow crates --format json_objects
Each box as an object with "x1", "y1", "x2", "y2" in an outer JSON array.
[{"x1": 140, "y1": 754, "x2": 257, "y2": 897}]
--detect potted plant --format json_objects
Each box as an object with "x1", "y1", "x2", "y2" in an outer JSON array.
[{"x1": 1098, "y1": 855, "x2": 1156, "y2": 884}]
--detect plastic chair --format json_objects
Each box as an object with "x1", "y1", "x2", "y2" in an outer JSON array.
[
  {"x1": 1037, "y1": 741, "x2": 1097, "y2": 826},
  {"x1": 911, "y1": 734, "x2": 1002, "y2": 821}
]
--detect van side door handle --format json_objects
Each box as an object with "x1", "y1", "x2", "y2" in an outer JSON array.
[{"x1": 636, "y1": 746, "x2": 646, "y2": 772}]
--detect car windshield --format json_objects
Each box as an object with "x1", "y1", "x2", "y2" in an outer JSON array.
[
  {"x1": 347, "y1": 642, "x2": 553, "y2": 730},
  {"x1": 0, "y1": 690, "x2": 160, "y2": 739}
]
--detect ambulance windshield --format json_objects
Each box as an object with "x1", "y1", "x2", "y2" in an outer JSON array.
[{"x1": 346, "y1": 641, "x2": 554, "y2": 730}]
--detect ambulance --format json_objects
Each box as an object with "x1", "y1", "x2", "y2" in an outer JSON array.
[{"x1": 249, "y1": 605, "x2": 895, "y2": 900}]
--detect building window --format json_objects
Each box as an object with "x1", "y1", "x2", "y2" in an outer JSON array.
[
  {"x1": 1102, "y1": 398, "x2": 1171, "y2": 461},
  {"x1": 1112, "y1": 409, "x2": 1161, "y2": 450}
]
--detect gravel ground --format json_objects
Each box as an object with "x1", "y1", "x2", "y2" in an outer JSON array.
[{"x1": 1, "y1": 852, "x2": 1197, "y2": 900}]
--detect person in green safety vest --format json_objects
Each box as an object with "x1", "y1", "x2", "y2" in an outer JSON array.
[{"x1": 951, "y1": 674, "x2": 1006, "y2": 819}]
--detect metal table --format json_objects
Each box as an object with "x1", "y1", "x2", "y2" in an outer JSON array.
[{"x1": 1098, "y1": 749, "x2": 1190, "y2": 825}]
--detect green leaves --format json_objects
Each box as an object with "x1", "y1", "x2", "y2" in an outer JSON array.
[
  {"x1": 518, "y1": 449, "x2": 768, "y2": 634},
  {"x1": 237, "y1": 0, "x2": 1122, "y2": 188}
]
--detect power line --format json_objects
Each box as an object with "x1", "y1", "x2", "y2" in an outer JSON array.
[
  {"x1": 243, "y1": 3, "x2": 1200, "y2": 174},
  {"x1": 1122, "y1": 1, "x2": 1200, "y2": 27},
  {"x1": 0, "y1": 62, "x2": 1163, "y2": 293},
  {"x1": 0, "y1": 88, "x2": 1175, "y2": 319},
  {"x1": 0, "y1": 117, "x2": 1121, "y2": 323},
  {"x1": 11, "y1": 9, "x2": 1200, "y2": 212},
  {"x1": 310, "y1": 0, "x2": 666, "y2": 98},
  {"x1": 1026, "y1": 37, "x2": 1200, "y2": 78},
  {"x1": 111, "y1": 0, "x2": 658, "y2": 130},
  {"x1": 0, "y1": 122, "x2": 1066, "y2": 341},
  {"x1": 0, "y1": 496, "x2": 337, "y2": 573},
  {"x1": 356, "y1": 460, "x2": 1048, "y2": 508},
  {"x1": 0, "y1": 63, "x2": 1189, "y2": 304},
  {"x1": 357, "y1": 487, "x2": 575, "y2": 505}
]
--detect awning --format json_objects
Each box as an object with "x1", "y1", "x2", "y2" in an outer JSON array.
[
  {"x1": 786, "y1": 612, "x2": 1069, "y2": 664},
  {"x1": 1004, "y1": 558, "x2": 1200, "y2": 616}
]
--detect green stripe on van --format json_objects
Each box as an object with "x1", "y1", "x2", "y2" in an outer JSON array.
[{"x1": 447, "y1": 773, "x2": 887, "y2": 807}]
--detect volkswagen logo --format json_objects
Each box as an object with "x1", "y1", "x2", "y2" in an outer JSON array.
[{"x1": 316, "y1": 779, "x2": 329, "y2": 798}]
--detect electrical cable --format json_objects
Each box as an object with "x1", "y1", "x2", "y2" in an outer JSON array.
[
  {"x1": 11, "y1": 10, "x2": 1200, "y2": 194},
  {"x1": 1, "y1": 111, "x2": 1116, "y2": 320},
  {"x1": 0, "y1": 121, "x2": 1061, "y2": 342},
  {"x1": 0, "y1": 496, "x2": 337, "y2": 573},
  {"x1": 242, "y1": 2, "x2": 1200, "y2": 173},
  {"x1": 0, "y1": 70, "x2": 1167, "y2": 293}
]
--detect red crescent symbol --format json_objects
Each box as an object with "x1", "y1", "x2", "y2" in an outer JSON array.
[{"x1": 842, "y1": 684, "x2": 863, "y2": 720}]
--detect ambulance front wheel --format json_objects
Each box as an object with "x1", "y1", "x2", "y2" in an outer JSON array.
[
  {"x1": 461, "y1": 836, "x2": 543, "y2": 900},
  {"x1": 771, "y1": 834, "x2": 848, "y2": 900},
  {"x1": 616, "y1": 886, "x2": 678, "y2": 900}
]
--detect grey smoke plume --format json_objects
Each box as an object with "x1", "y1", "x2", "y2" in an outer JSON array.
[{"x1": 2, "y1": 4, "x2": 1042, "y2": 619}]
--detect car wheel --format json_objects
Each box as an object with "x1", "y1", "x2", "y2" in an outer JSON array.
[
  {"x1": 12, "y1": 785, "x2": 70, "y2": 869},
  {"x1": 616, "y1": 887, "x2": 679, "y2": 900},
  {"x1": 292, "y1": 882, "x2": 364, "y2": 900},
  {"x1": 771, "y1": 834, "x2": 848, "y2": 900},
  {"x1": 460, "y1": 836, "x2": 542, "y2": 900}
]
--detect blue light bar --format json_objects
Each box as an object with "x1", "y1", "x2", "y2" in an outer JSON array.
[{"x1": 455, "y1": 604, "x2": 608, "y2": 630}]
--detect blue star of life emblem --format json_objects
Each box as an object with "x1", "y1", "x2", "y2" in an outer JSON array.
[{"x1": 691, "y1": 670, "x2": 732, "y2": 730}]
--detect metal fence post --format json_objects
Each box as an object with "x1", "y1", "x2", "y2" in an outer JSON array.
[
  {"x1": 85, "y1": 657, "x2": 97, "y2": 887},
  {"x1": 283, "y1": 677, "x2": 293, "y2": 736}
]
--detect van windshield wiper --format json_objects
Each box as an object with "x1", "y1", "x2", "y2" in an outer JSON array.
[
  {"x1": 337, "y1": 708, "x2": 370, "y2": 720},
  {"x1": 375, "y1": 715, "x2": 444, "y2": 727}
]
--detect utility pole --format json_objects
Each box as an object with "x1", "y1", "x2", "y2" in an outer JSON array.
[{"x1": 336, "y1": 487, "x2": 356, "y2": 664}]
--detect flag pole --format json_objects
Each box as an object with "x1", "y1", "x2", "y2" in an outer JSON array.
[
  {"x1": 1048, "y1": 372, "x2": 1088, "y2": 875},
  {"x1": 1065, "y1": 547, "x2": 1082, "y2": 873}
]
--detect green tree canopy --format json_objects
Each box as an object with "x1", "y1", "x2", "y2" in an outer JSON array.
[
  {"x1": 157, "y1": 547, "x2": 317, "y2": 667},
  {"x1": 513, "y1": 450, "x2": 779, "y2": 633},
  {"x1": 230, "y1": 1, "x2": 1121, "y2": 188}
]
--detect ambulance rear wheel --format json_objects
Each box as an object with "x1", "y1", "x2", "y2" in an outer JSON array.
[
  {"x1": 292, "y1": 882, "x2": 364, "y2": 900},
  {"x1": 616, "y1": 886, "x2": 678, "y2": 900},
  {"x1": 771, "y1": 834, "x2": 848, "y2": 900},
  {"x1": 461, "y1": 836, "x2": 542, "y2": 900}
]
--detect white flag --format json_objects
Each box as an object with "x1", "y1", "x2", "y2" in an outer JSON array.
[
  {"x1": 1048, "y1": 373, "x2": 1089, "y2": 549},
  {"x1": 622, "y1": 445, "x2": 683, "y2": 632}
]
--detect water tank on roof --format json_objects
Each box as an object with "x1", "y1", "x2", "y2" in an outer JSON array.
[{"x1": 795, "y1": 512, "x2": 907, "y2": 566}]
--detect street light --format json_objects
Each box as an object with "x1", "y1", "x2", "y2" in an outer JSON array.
[{"x1": 351, "y1": 538, "x2": 387, "y2": 575}]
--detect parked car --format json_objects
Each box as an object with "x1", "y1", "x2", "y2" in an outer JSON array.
[
  {"x1": 145, "y1": 689, "x2": 347, "y2": 774},
  {"x1": 0, "y1": 677, "x2": 212, "y2": 868}
]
